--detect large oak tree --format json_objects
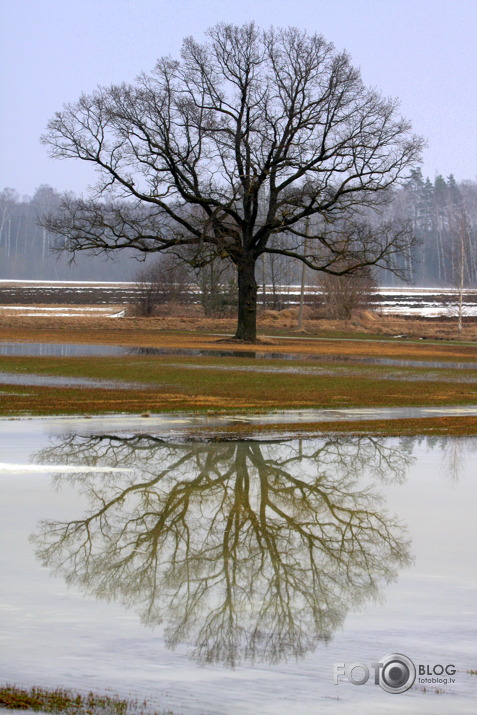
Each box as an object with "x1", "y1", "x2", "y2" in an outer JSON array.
[{"x1": 42, "y1": 23, "x2": 424, "y2": 340}]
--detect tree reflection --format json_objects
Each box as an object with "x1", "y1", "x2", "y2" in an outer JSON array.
[
  {"x1": 425, "y1": 435, "x2": 477, "y2": 484},
  {"x1": 31, "y1": 435, "x2": 414, "y2": 667}
]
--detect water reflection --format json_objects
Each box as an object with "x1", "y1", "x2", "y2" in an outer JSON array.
[
  {"x1": 1, "y1": 341, "x2": 476, "y2": 369},
  {"x1": 31, "y1": 436, "x2": 415, "y2": 667},
  {"x1": 0, "y1": 342, "x2": 124, "y2": 357},
  {"x1": 428, "y1": 435, "x2": 477, "y2": 484}
]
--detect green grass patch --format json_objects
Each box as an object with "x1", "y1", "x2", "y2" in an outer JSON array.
[
  {"x1": 0, "y1": 684, "x2": 169, "y2": 714},
  {"x1": 0, "y1": 353, "x2": 476, "y2": 418}
]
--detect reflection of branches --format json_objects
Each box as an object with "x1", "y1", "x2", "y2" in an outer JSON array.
[
  {"x1": 31, "y1": 435, "x2": 414, "y2": 667},
  {"x1": 439, "y1": 437, "x2": 476, "y2": 484},
  {"x1": 408, "y1": 435, "x2": 476, "y2": 484}
]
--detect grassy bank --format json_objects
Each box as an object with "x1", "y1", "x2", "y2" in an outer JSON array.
[{"x1": 0, "y1": 684, "x2": 168, "y2": 714}]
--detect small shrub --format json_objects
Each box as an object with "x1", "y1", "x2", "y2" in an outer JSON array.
[
  {"x1": 132, "y1": 257, "x2": 189, "y2": 317},
  {"x1": 315, "y1": 267, "x2": 376, "y2": 320}
]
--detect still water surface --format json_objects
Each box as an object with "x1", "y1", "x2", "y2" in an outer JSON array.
[
  {"x1": 0, "y1": 419, "x2": 476, "y2": 714},
  {"x1": 2, "y1": 341, "x2": 477, "y2": 370}
]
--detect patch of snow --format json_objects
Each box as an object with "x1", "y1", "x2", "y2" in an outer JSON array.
[
  {"x1": 0, "y1": 463, "x2": 132, "y2": 474},
  {"x1": 0, "y1": 306, "x2": 122, "y2": 317},
  {"x1": 0, "y1": 306, "x2": 113, "y2": 312},
  {"x1": 381, "y1": 305, "x2": 477, "y2": 317},
  {"x1": 0, "y1": 279, "x2": 134, "y2": 286}
]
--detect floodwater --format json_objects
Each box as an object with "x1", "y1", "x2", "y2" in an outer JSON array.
[
  {"x1": 0, "y1": 342, "x2": 124, "y2": 357},
  {"x1": 1, "y1": 341, "x2": 477, "y2": 371},
  {"x1": 0, "y1": 372, "x2": 153, "y2": 390},
  {"x1": 0, "y1": 419, "x2": 476, "y2": 714}
]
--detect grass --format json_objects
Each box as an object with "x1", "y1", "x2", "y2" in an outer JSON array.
[
  {"x1": 0, "y1": 324, "x2": 476, "y2": 434},
  {"x1": 2, "y1": 324, "x2": 477, "y2": 359},
  {"x1": 0, "y1": 684, "x2": 169, "y2": 714},
  {"x1": 1, "y1": 353, "x2": 477, "y2": 419}
]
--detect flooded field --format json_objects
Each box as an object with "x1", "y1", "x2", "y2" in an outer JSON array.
[
  {"x1": 1, "y1": 419, "x2": 476, "y2": 714},
  {"x1": 1, "y1": 341, "x2": 477, "y2": 371},
  {"x1": 0, "y1": 342, "x2": 124, "y2": 357}
]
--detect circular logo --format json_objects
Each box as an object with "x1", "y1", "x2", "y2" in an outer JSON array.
[{"x1": 378, "y1": 653, "x2": 416, "y2": 693}]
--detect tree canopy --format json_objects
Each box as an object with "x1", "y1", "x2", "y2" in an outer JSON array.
[{"x1": 42, "y1": 22, "x2": 424, "y2": 339}]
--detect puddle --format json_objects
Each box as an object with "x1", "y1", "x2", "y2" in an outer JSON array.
[
  {"x1": 1, "y1": 341, "x2": 476, "y2": 370},
  {"x1": 0, "y1": 419, "x2": 476, "y2": 714},
  {"x1": 0, "y1": 372, "x2": 154, "y2": 390},
  {"x1": 132, "y1": 347, "x2": 477, "y2": 370},
  {"x1": 0, "y1": 342, "x2": 124, "y2": 357},
  {"x1": 155, "y1": 362, "x2": 477, "y2": 383}
]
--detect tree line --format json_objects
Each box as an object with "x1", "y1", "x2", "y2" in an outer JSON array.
[
  {"x1": 0, "y1": 185, "x2": 140, "y2": 282},
  {"x1": 391, "y1": 169, "x2": 477, "y2": 287},
  {"x1": 1, "y1": 173, "x2": 476, "y2": 290}
]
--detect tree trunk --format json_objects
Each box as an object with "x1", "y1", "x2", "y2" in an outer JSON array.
[{"x1": 234, "y1": 255, "x2": 258, "y2": 341}]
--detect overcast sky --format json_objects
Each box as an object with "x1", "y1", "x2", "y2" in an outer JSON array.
[{"x1": 1, "y1": 0, "x2": 476, "y2": 197}]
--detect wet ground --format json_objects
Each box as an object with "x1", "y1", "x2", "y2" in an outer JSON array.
[
  {"x1": 3, "y1": 407, "x2": 477, "y2": 440},
  {"x1": 0, "y1": 371, "x2": 154, "y2": 390},
  {"x1": 1, "y1": 334, "x2": 475, "y2": 712},
  {"x1": 1, "y1": 341, "x2": 477, "y2": 371}
]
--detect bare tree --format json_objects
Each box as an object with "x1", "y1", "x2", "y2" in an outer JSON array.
[
  {"x1": 191, "y1": 256, "x2": 237, "y2": 316},
  {"x1": 132, "y1": 255, "x2": 189, "y2": 316},
  {"x1": 262, "y1": 234, "x2": 298, "y2": 310},
  {"x1": 0, "y1": 188, "x2": 19, "y2": 260},
  {"x1": 317, "y1": 265, "x2": 376, "y2": 320},
  {"x1": 448, "y1": 202, "x2": 474, "y2": 333},
  {"x1": 41, "y1": 23, "x2": 424, "y2": 341}
]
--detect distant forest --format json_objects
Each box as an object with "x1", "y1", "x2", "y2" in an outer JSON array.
[{"x1": 1, "y1": 171, "x2": 476, "y2": 287}]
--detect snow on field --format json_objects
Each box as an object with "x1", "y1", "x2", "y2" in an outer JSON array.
[
  {"x1": 1, "y1": 301, "x2": 475, "y2": 318},
  {"x1": 380, "y1": 303, "x2": 477, "y2": 317},
  {"x1": 0, "y1": 279, "x2": 134, "y2": 286},
  {"x1": 0, "y1": 463, "x2": 132, "y2": 474},
  {"x1": 0, "y1": 281, "x2": 476, "y2": 317},
  {"x1": 0, "y1": 306, "x2": 126, "y2": 317}
]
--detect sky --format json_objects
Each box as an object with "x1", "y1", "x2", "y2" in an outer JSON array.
[{"x1": 1, "y1": 0, "x2": 476, "y2": 197}]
